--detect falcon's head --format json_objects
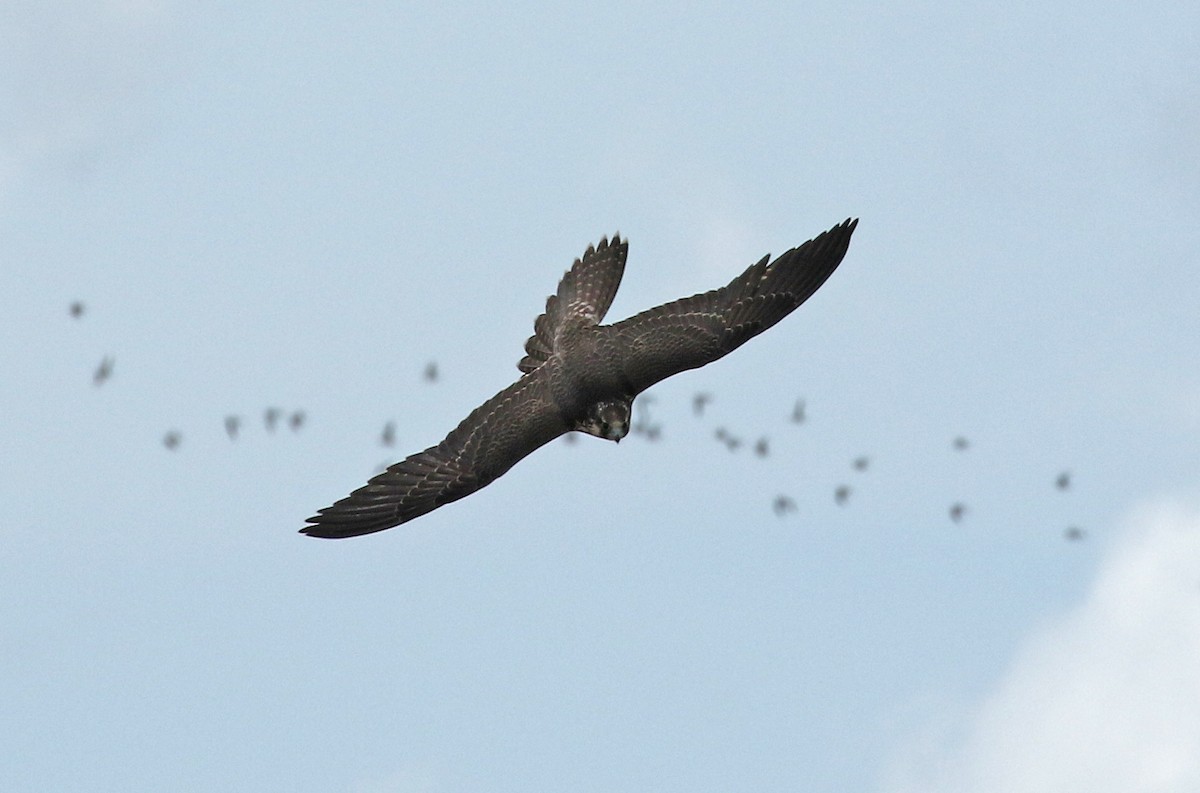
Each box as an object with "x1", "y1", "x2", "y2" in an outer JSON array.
[{"x1": 577, "y1": 399, "x2": 630, "y2": 443}]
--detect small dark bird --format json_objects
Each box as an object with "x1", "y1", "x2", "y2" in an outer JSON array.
[
  {"x1": 380, "y1": 421, "x2": 396, "y2": 447},
  {"x1": 715, "y1": 427, "x2": 740, "y2": 449},
  {"x1": 289, "y1": 410, "x2": 306, "y2": 432},
  {"x1": 790, "y1": 398, "x2": 806, "y2": 424},
  {"x1": 264, "y1": 408, "x2": 283, "y2": 433},
  {"x1": 773, "y1": 495, "x2": 797, "y2": 516},
  {"x1": 224, "y1": 415, "x2": 241, "y2": 440},
  {"x1": 305, "y1": 219, "x2": 857, "y2": 538},
  {"x1": 949, "y1": 502, "x2": 967, "y2": 523},
  {"x1": 631, "y1": 395, "x2": 661, "y2": 439},
  {"x1": 1056, "y1": 470, "x2": 1071, "y2": 491},
  {"x1": 753, "y1": 437, "x2": 770, "y2": 458},
  {"x1": 163, "y1": 431, "x2": 181, "y2": 450},
  {"x1": 633, "y1": 394, "x2": 657, "y2": 420},
  {"x1": 952, "y1": 436, "x2": 970, "y2": 451},
  {"x1": 69, "y1": 301, "x2": 85, "y2": 319},
  {"x1": 692, "y1": 392, "x2": 713, "y2": 416},
  {"x1": 852, "y1": 456, "x2": 870, "y2": 472},
  {"x1": 713, "y1": 427, "x2": 743, "y2": 452},
  {"x1": 92, "y1": 355, "x2": 114, "y2": 386},
  {"x1": 1064, "y1": 526, "x2": 1085, "y2": 541},
  {"x1": 632, "y1": 420, "x2": 662, "y2": 441},
  {"x1": 423, "y1": 361, "x2": 439, "y2": 383},
  {"x1": 834, "y1": 484, "x2": 851, "y2": 506}
]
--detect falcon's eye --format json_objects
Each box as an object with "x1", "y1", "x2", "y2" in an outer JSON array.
[{"x1": 600, "y1": 421, "x2": 611, "y2": 435}]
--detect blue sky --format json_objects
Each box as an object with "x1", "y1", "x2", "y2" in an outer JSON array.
[{"x1": 2, "y1": 2, "x2": 1199, "y2": 791}]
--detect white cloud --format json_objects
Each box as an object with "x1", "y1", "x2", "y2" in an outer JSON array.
[{"x1": 884, "y1": 502, "x2": 1200, "y2": 793}]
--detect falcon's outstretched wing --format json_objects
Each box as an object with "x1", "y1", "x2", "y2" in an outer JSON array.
[
  {"x1": 609, "y1": 218, "x2": 857, "y2": 394},
  {"x1": 303, "y1": 370, "x2": 569, "y2": 538},
  {"x1": 519, "y1": 235, "x2": 628, "y2": 373}
]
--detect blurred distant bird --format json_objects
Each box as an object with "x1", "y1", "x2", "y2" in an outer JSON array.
[
  {"x1": 952, "y1": 436, "x2": 970, "y2": 451},
  {"x1": 423, "y1": 361, "x2": 439, "y2": 383},
  {"x1": 790, "y1": 398, "x2": 806, "y2": 424},
  {"x1": 163, "y1": 431, "x2": 181, "y2": 450},
  {"x1": 1064, "y1": 526, "x2": 1085, "y2": 541},
  {"x1": 631, "y1": 395, "x2": 661, "y2": 439},
  {"x1": 92, "y1": 355, "x2": 114, "y2": 386},
  {"x1": 380, "y1": 421, "x2": 396, "y2": 447},
  {"x1": 715, "y1": 427, "x2": 743, "y2": 452},
  {"x1": 834, "y1": 484, "x2": 851, "y2": 506},
  {"x1": 289, "y1": 410, "x2": 306, "y2": 432},
  {"x1": 304, "y1": 219, "x2": 857, "y2": 538},
  {"x1": 852, "y1": 455, "x2": 870, "y2": 471},
  {"x1": 1056, "y1": 470, "x2": 1071, "y2": 491},
  {"x1": 949, "y1": 502, "x2": 967, "y2": 523},
  {"x1": 753, "y1": 437, "x2": 770, "y2": 458},
  {"x1": 773, "y1": 495, "x2": 797, "y2": 516},
  {"x1": 69, "y1": 301, "x2": 85, "y2": 319},
  {"x1": 224, "y1": 415, "x2": 241, "y2": 441},
  {"x1": 264, "y1": 408, "x2": 283, "y2": 433},
  {"x1": 692, "y1": 392, "x2": 713, "y2": 416},
  {"x1": 632, "y1": 420, "x2": 662, "y2": 441}
]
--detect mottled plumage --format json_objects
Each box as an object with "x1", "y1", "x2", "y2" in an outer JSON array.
[{"x1": 304, "y1": 218, "x2": 857, "y2": 538}]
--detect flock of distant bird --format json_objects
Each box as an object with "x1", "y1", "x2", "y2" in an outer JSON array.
[
  {"x1": 71, "y1": 299, "x2": 1083, "y2": 540},
  {"x1": 620, "y1": 387, "x2": 1083, "y2": 540},
  {"x1": 75, "y1": 299, "x2": 433, "y2": 455}
]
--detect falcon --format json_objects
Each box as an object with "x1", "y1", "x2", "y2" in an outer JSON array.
[{"x1": 303, "y1": 218, "x2": 857, "y2": 538}]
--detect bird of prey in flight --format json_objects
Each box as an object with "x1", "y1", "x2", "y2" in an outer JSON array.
[{"x1": 303, "y1": 218, "x2": 858, "y2": 538}]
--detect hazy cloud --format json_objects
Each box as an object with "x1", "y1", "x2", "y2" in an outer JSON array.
[{"x1": 884, "y1": 502, "x2": 1200, "y2": 793}]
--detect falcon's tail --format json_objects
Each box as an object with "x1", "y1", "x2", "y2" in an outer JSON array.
[{"x1": 519, "y1": 235, "x2": 628, "y2": 373}]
